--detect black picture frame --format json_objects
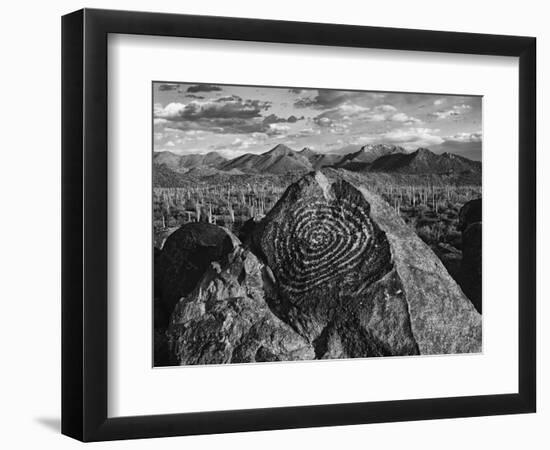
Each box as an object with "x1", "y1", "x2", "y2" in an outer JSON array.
[{"x1": 62, "y1": 8, "x2": 536, "y2": 442}]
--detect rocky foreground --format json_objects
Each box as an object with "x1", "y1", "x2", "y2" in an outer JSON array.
[{"x1": 154, "y1": 169, "x2": 482, "y2": 365}]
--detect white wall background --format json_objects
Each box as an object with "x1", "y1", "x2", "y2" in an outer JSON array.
[{"x1": 0, "y1": 0, "x2": 546, "y2": 448}]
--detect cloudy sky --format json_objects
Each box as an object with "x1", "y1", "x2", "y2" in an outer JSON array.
[{"x1": 153, "y1": 82, "x2": 482, "y2": 161}]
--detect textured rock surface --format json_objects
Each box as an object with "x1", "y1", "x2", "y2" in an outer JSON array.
[
  {"x1": 167, "y1": 246, "x2": 314, "y2": 365},
  {"x1": 253, "y1": 169, "x2": 481, "y2": 357},
  {"x1": 155, "y1": 223, "x2": 239, "y2": 324},
  {"x1": 459, "y1": 199, "x2": 482, "y2": 313}
]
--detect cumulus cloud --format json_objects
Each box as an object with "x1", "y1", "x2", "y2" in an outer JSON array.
[
  {"x1": 228, "y1": 138, "x2": 251, "y2": 149},
  {"x1": 158, "y1": 83, "x2": 180, "y2": 91},
  {"x1": 374, "y1": 104, "x2": 397, "y2": 112},
  {"x1": 444, "y1": 131, "x2": 482, "y2": 143},
  {"x1": 383, "y1": 127, "x2": 443, "y2": 145},
  {"x1": 312, "y1": 101, "x2": 419, "y2": 128},
  {"x1": 216, "y1": 95, "x2": 243, "y2": 102},
  {"x1": 288, "y1": 127, "x2": 322, "y2": 138},
  {"x1": 262, "y1": 113, "x2": 304, "y2": 125},
  {"x1": 390, "y1": 113, "x2": 409, "y2": 122},
  {"x1": 155, "y1": 97, "x2": 282, "y2": 135},
  {"x1": 314, "y1": 116, "x2": 334, "y2": 127},
  {"x1": 312, "y1": 103, "x2": 371, "y2": 127},
  {"x1": 365, "y1": 113, "x2": 386, "y2": 122},
  {"x1": 156, "y1": 98, "x2": 271, "y2": 121},
  {"x1": 186, "y1": 84, "x2": 223, "y2": 93},
  {"x1": 358, "y1": 127, "x2": 444, "y2": 150},
  {"x1": 390, "y1": 112, "x2": 422, "y2": 124},
  {"x1": 155, "y1": 102, "x2": 184, "y2": 118},
  {"x1": 434, "y1": 99, "x2": 445, "y2": 106},
  {"x1": 294, "y1": 90, "x2": 367, "y2": 109},
  {"x1": 209, "y1": 132, "x2": 270, "y2": 156},
  {"x1": 430, "y1": 104, "x2": 472, "y2": 120},
  {"x1": 268, "y1": 123, "x2": 291, "y2": 133}
]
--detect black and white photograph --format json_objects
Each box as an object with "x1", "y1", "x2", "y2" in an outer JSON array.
[
  {"x1": 0, "y1": 0, "x2": 543, "y2": 446},
  {"x1": 153, "y1": 82, "x2": 483, "y2": 366}
]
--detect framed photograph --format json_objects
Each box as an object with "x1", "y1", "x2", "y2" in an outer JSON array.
[{"x1": 62, "y1": 8, "x2": 536, "y2": 441}]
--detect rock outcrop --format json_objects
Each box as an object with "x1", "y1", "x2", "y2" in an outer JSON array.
[
  {"x1": 252, "y1": 169, "x2": 481, "y2": 357},
  {"x1": 155, "y1": 223, "x2": 239, "y2": 326},
  {"x1": 167, "y1": 246, "x2": 314, "y2": 365},
  {"x1": 458, "y1": 199, "x2": 482, "y2": 313}
]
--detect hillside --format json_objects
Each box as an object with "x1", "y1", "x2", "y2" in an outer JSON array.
[
  {"x1": 299, "y1": 147, "x2": 342, "y2": 169},
  {"x1": 220, "y1": 144, "x2": 313, "y2": 174},
  {"x1": 153, "y1": 151, "x2": 227, "y2": 173},
  {"x1": 336, "y1": 144, "x2": 406, "y2": 170},
  {"x1": 369, "y1": 147, "x2": 481, "y2": 175},
  {"x1": 152, "y1": 164, "x2": 196, "y2": 187}
]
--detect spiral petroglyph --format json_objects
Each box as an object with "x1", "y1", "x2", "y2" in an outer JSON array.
[{"x1": 263, "y1": 175, "x2": 392, "y2": 305}]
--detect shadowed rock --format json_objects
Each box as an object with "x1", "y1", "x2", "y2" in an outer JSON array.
[
  {"x1": 253, "y1": 169, "x2": 481, "y2": 357},
  {"x1": 155, "y1": 223, "x2": 239, "y2": 325},
  {"x1": 459, "y1": 198, "x2": 482, "y2": 231},
  {"x1": 167, "y1": 246, "x2": 314, "y2": 364},
  {"x1": 458, "y1": 199, "x2": 482, "y2": 313},
  {"x1": 154, "y1": 226, "x2": 179, "y2": 250},
  {"x1": 238, "y1": 215, "x2": 264, "y2": 245}
]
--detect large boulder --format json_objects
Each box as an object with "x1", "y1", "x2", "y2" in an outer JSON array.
[
  {"x1": 459, "y1": 198, "x2": 482, "y2": 232},
  {"x1": 459, "y1": 199, "x2": 482, "y2": 313},
  {"x1": 155, "y1": 223, "x2": 240, "y2": 325},
  {"x1": 253, "y1": 170, "x2": 481, "y2": 357},
  {"x1": 167, "y1": 246, "x2": 314, "y2": 364},
  {"x1": 154, "y1": 226, "x2": 179, "y2": 250}
]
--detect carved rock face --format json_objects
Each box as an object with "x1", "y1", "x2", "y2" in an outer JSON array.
[
  {"x1": 269, "y1": 179, "x2": 391, "y2": 306},
  {"x1": 255, "y1": 172, "x2": 393, "y2": 341},
  {"x1": 253, "y1": 170, "x2": 481, "y2": 357}
]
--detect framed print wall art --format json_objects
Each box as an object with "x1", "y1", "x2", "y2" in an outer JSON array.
[{"x1": 61, "y1": 8, "x2": 536, "y2": 442}]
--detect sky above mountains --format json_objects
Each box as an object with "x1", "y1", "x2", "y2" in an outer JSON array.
[{"x1": 153, "y1": 82, "x2": 482, "y2": 161}]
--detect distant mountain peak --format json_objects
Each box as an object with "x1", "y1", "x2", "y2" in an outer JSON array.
[
  {"x1": 264, "y1": 143, "x2": 295, "y2": 156},
  {"x1": 361, "y1": 143, "x2": 406, "y2": 153},
  {"x1": 220, "y1": 143, "x2": 312, "y2": 174},
  {"x1": 299, "y1": 147, "x2": 317, "y2": 156},
  {"x1": 336, "y1": 143, "x2": 405, "y2": 168},
  {"x1": 153, "y1": 150, "x2": 227, "y2": 173},
  {"x1": 368, "y1": 146, "x2": 480, "y2": 176},
  {"x1": 414, "y1": 147, "x2": 434, "y2": 156}
]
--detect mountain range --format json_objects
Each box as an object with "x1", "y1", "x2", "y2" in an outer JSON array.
[
  {"x1": 369, "y1": 147, "x2": 481, "y2": 174},
  {"x1": 154, "y1": 143, "x2": 481, "y2": 177},
  {"x1": 220, "y1": 144, "x2": 311, "y2": 174},
  {"x1": 153, "y1": 151, "x2": 227, "y2": 173}
]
